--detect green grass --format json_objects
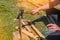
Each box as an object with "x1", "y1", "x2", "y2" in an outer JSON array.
[{"x1": 0, "y1": 0, "x2": 18, "y2": 40}]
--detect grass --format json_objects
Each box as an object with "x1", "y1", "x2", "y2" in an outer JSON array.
[{"x1": 0, "y1": 0, "x2": 18, "y2": 40}]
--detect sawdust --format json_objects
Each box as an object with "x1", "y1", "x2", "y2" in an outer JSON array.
[{"x1": 13, "y1": 31, "x2": 30, "y2": 40}]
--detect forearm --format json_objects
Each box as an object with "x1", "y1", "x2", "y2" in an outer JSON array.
[
  {"x1": 37, "y1": 3, "x2": 50, "y2": 11},
  {"x1": 37, "y1": 0, "x2": 60, "y2": 11}
]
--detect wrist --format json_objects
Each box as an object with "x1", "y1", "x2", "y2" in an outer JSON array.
[
  {"x1": 37, "y1": 8, "x2": 41, "y2": 11},
  {"x1": 57, "y1": 27, "x2": 60, "y2": 31},
  {"x1": 58, "y1": 28, "x2": 60, "y2": 31}
]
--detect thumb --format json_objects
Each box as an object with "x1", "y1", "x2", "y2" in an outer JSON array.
[
  {"x1": 31, "y1": 9, "x2": 39, "y2": 14},
  {"x1": 47, "y1": 24, "x2": 54, "y2": 27}
]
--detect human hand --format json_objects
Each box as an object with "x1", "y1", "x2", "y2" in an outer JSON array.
[
  {"x1": 47, "y1": 23, "x2": 60, "y2": 31},
  {"x1": 31, "y1": 8, "x2": 40, "y2": 14}
]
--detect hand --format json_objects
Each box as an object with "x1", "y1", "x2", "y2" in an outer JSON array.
[
  {"x1": 31, "y1": 8, "x2": 40, "y2": 14},
  {"x1": 47, "y1": 23, "x2": 60, "y2": 31}
]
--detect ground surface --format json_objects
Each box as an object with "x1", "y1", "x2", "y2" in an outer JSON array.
[{"x1": 13, "y1": 31, "x2": 30, "y2": 40}]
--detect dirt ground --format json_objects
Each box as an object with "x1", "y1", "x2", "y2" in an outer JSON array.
[{"x1": 13, "y1": 31, "x2": 30, "y2": 40}]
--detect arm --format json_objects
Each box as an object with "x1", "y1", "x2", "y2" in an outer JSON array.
[
  {"x1": 49, "y1": 0, "x2": 60, "y2": 8},
  {"x1": 32, "y1": 3, "x2": 50, "y2": 14},
  {"x1": 32, "y1": 0, "x2": 60, "y2": 14}
]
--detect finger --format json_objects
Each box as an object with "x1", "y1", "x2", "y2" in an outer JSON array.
[
  {"x1": 48, "y1": 26, "x2": 55, "y2": 29},
  {"x1": 48, "y1": 28, "x2": 56, "y2": 31},
  {"x1": 48, "y1": 27, "x2": 57, "y2": 32},
  {"x1": 31, "y1": 12, "x2": 38, "y2": 15},
  {"x1": 47, "y1": 24, "x2": 54, "y2": 27},
  {"x1": 31, "y1": 10, "x2": 39, "y2": 14},
  {"x1": 48, "y1": 27, "x2": 55, "y2": 30},
  {"x1": 31, "y1": 11, "x2": 36, "y2": 14},
  {"x1": 48, "y1": 27, "x2": 54, "y2": 31}
]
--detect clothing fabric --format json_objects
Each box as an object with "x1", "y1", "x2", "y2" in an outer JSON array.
[
  {"x1": 46, "y1": 35, "x2": 60, "y2": 40},
  {"x1": 17, "y1": 0, "x2": 54, "y2": 10}
]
